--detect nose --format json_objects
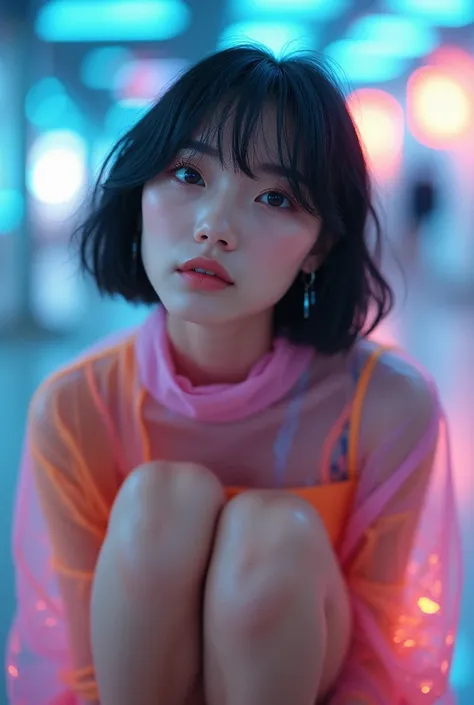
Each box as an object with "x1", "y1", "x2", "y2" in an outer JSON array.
[{"x1": 193, "y1": 204, "x2": 238, "y2": 251}]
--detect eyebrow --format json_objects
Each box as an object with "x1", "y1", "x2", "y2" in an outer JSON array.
[{"x1": 182, "y1": 139, "x2": 305, "y2": 182}]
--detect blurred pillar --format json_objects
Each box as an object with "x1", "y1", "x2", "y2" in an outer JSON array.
[{"x1": 0, "y1": 2, "x2": 52, "y2": 338}]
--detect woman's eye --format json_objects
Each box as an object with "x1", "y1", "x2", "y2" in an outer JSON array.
[
  {"x1": 174, "y1": 166, "x2": 204, "y2": 186},
  {"x1": 259, "y1": 191, "x2": 292, "y2": 209}
]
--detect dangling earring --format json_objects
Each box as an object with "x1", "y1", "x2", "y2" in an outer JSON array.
[{"x1": 303, "y1": 271, "x2": 316, "y2": 319}]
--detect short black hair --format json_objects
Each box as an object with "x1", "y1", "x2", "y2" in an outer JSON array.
[{"x1": 76, "y1": 44, "x2": 394, "y2": 355}]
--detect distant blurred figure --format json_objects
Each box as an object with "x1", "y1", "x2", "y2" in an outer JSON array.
[
  {"x1": 403, "y1": 165, "x2": 440, "y2": 267},
  {"x1": 411, "y1": 176, "x2": 437, "y2": 230}
]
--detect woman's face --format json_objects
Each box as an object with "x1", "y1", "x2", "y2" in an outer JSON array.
[{"x1": 141, "y1": 113, "x2": 322, "y2": 326}]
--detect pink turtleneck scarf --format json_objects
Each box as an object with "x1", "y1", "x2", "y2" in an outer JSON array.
[{"x1": 135, "y1": 306, "x2": 315, "y2": 423}]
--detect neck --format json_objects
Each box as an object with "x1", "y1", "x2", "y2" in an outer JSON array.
[{"x1": 166, "y1": 312, "x2": 274, "y2": 385}]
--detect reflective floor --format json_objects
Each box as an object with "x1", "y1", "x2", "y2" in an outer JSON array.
[{"x1": 0, "y1": 264, "x2": 473, "y2": 703}]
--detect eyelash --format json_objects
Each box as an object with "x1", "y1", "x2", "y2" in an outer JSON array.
[
  {"x1": 168, "y1": 159, "x2": 297, "y2": 210},
  {"x1": 170, "y1": 158, "x2": 199, "y2": 175}
]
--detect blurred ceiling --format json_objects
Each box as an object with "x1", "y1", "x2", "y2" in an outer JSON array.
[{"x1": 1, "y1": 0, "x2": 473, "y2": 143}]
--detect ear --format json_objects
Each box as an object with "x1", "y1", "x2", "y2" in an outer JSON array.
[
  {"x1": 302, "y1": 226, "x2": 340, "y2": 273},
  {"x1": 301, "y1": 253, "x2": 318, "y2": 274}
]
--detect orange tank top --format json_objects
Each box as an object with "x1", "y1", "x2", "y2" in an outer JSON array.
[{"x1": 225, "y1": 346, "x2": 385, "y2": 548}]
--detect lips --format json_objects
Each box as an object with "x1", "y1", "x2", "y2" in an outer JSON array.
[{"x1": 177, "y1": 258, "x2": 234, "y2": 284}]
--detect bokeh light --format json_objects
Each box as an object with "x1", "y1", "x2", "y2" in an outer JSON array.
[
  {"x1": 347, "y1": 88, "x2": 404, "y2": 180},
  {"x1": 81, "y1": 46, "x2": 133, "y2": 91},
  {"x1": 114, "y1": 58, "x2": 188, "y2": 103},
  {"x1": 384, "y1": 0, "x2": 474, "y2": 28},
  {"x1": 25, "y1": 77, "x2": 82, "y2": 131},
  {"x1": 324, "y1": 40, "x2": 408, "y2": 83},
  {"x1": 36, "y1": 0, "x2": 191, "y2": 42},
  {"x1": 231, "y1": 0, "x2": 349, "y2": 21},
  {"x1": 427, "y1": 46, "x2": 474, "y2": 89},
  {"x1": 346, "y1": 14, "x2": 439, "y2": 59},
  {"x1": 27, "y1": 130, "x2": 87, "y2": 205},
  {"x1": 407, "y1": 66, "x2": 473, "y2": 148}
]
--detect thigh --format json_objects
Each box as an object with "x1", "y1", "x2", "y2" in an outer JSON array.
[
  {"x1": 95, "y1": 460, "x2": 225, "y2": 705},
  {"x1": 204, "y1": 489, "x2": 352, "y2": 701}
]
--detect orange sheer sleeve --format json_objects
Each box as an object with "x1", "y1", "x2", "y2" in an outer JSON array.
[{"x1": 28, "y1": 360, "x2": 120, "y2": 702}]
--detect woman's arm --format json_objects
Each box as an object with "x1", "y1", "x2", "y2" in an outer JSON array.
[
  {"x1": 28, "y1": 368, "x2": 116, "y2": 704},
  {"x1": 329, "y1": 359, "x2": 462, "y2": 704}
]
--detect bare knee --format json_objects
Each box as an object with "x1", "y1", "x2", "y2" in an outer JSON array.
[
  {"x1": 207, "y1": 491, "x2": 330, "y2": 633},
  {"x1": 108, "y1": 461, "x2": 225, "y2": 594}
]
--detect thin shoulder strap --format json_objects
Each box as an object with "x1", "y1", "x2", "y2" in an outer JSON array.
[{"x1": 347, "y1": 345, "x2": 388, "y2": 480}]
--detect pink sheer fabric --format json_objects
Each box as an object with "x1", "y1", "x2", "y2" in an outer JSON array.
[
  {"x1": 330, "y1": 392, "x2": 461, "y2": 704},
  {"x1": 6, "y1": 308, "x2": 462, "y2": 705},
  {"x1": 136, "y1": 305, "x2": 315, "y2": 422}
]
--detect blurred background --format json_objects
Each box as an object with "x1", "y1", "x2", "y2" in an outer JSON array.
[{"x1": 0, "y1": 0, "x2": 473, "y2": 702}]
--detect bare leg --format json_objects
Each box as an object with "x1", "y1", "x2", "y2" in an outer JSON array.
[
  {"x1": 203, "y1": 490, "x2": 352, "y2": 705},
  {"x1": 90, "y1": 461, "x2": 224, "y2": 705}
]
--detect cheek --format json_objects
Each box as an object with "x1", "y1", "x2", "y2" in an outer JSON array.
[
  {"x1": 142, "y1": 182, "x2": 172, "y2": 224},
  {"x1": 141, "y1": 185, "x2": 162, "y2": 235},
  {"x1": 141, "y1": 183, "x2": 191, "y2": 239},
  {"x1": 253, "y1": 227, "x2": 315, "y2": 273},
  {"x1": 243, "y1": 233, "x2": 309, "y2": 303},
  {"x1": 250, "y1": 221, "x2": 319, "y2": 299}
]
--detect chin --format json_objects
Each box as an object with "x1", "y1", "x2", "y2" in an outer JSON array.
[{"x1": 161, "y1": 296, "x2": 241, "y2": 327}]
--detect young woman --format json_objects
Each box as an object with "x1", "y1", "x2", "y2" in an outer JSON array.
[{"x1": 7, "y1": 46, "x2": 461, "y2": 705}]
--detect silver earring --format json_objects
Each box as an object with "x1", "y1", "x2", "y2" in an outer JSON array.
[{"x1": 303, "y1": 271, "x2": 316, "y2": 319}]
